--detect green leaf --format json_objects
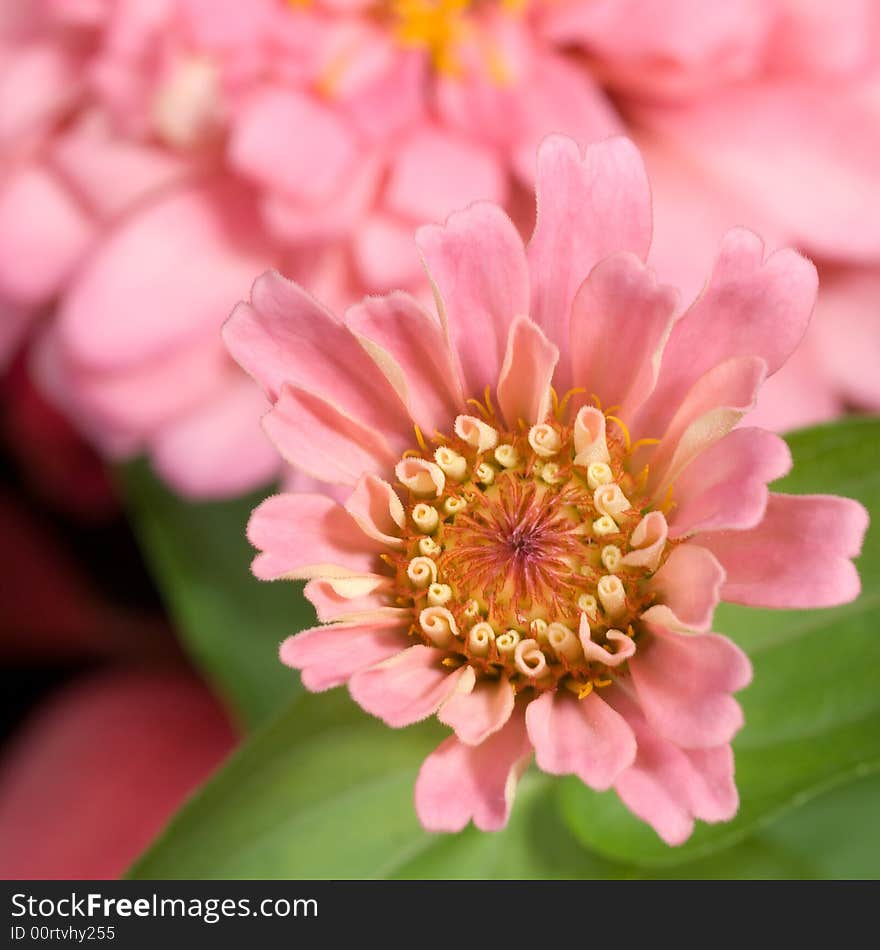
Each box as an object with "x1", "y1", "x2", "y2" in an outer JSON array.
[
  {"x1": 560, "y1": 416, "x2": 880, "y2": 867},
  {"x1": 129, "y1": 690, "x2": 620, "y2": 880},
  {"x1": 129, "y1": 685, "x2": 826, "y2": 879},
  {"x1": 758, "y1": 770, "x2": 880, "y2": 879},
  {"x1": 118, "y1": 460, "x2": 308, "y2": 728}
]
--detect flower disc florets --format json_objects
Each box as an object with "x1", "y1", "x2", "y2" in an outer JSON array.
[{"x1": 391, "y1": 395, "x2": 671, "y2": 698}]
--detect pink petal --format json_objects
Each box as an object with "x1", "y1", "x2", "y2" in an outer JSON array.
[
  {"x1": 700, "y1": 493, "x2": 868, "y2": 608},
  {"x1": 42, "y1": 333, "x2": 230, "y2": 450},
  {"x1": 638, "y1": 83, "x2": 880, "y2": 260},
  {"x1": 303, "y1": 576, "x2": 390, "y2": 623},
  {"x1": 385, "y1": 124, "x2": 506, "y2": 224},
  {"x1": 769, "y1": 0, "x2": 879, "y2": 77},
  {"x1": 669, "y1": 427, "x2": 792, "y2": 537},
  {"x1": 344, "y1": 474, "x2": 404, "y2": 547},
  {"x1": 510, "y1": 52, "x2": 623, "y2": 183},
  {"x1": 348, "y1": 645, "x2": 471, "y2": 728},
  {"x1": 229, "y1": 87, "x2": 357, "y2": 204},
  {"x1": 52, "y1": 112, "x2": 189, "y2": 219},
  {"x1": 247, "y1": 493, "x2": 385, "y2": 581},
  {"x1": 642, "y1": 356, "x2": 767, "y2": 498},
  {"x1": 744, "y1": 333, "x2": 841, "y2": 432},
  {"x1": 526, "y1": 135, "x2": 652, "y2": 365},
  {"x1": 0, "y1": 670, "x2": 236, "y2": 880},
  {"x1": 280, "y1": 614, "x2": 408, "y2": 691},
  {"x1": 638, "y1": 228, "x2": 817, "y2": 438},
  {"x1": 262, "y1": 385, "x2": 398, "y2": 486},
  {"x1": 0, "y1": 166, "x2": 93, "y2": 306},
  {"x1": 352, "y1": 212, "x2": 424, "y2": 292},
  {"x1": 417, "y1": 203, "x2": 529, "y2": 401},
  {"x1": 415, "y1": 707, "x2": 532, "y2": 832},
  {"x1": 810, "y1": 267, "x2": 880, "y2": 411},
  {"x1": 346, "y1": 291, "x2": 464, "y2": 434},
  {"x1": 569, "y1": 252, "x2": 678, "y2": 417},
  {"x1": 150, "y1": 375, "x2": 280, "y2": 499},
  {"x1": 223, "y1": 270, "x2": 411, "y2": 443},
  {"x1": 546, "y1": 0, "x2": 771, "y2": 94},
  {"x1": 0, "y1": 42, "x2": 77, "y2": 145},
  {"x1": 438, "y1": 675, "x2": 516, "y2": 746},
  {"x1": 630, "y1": 624, "x2": 752, "y2": 748},
  {"x1": 644, "y1": 543, "x2": 725, "y2": 633},
  {"x1": 59, "y1": 182, "x2": 266, "y2": 369},
  {"x1": 608, "y1": 688, "x2": 739, "y2": 846},
  {"x1": 526, "y1": 689, "x2": 636, "y2": 790},
  {"x1": 496, "y1": 316, "x2": 558, "y2": 428}
]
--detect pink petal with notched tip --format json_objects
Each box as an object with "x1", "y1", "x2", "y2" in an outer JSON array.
[
  {"x1": 700, "y1": 493, "x2": 868, "y2": 608},
  {"x1": 608, "y1": 688, "x2": 739, "y2": 846},
  {"x1": 247, "y1": 493, "x2": 385, "y2": 581},
  {"x1": 630, "y1": 623, "x2": 751, "y2": 749},
  {"x1": 526, "y1": 135, "x2": 652, "y2": 370},
  {"x1": 636, "y1": 228, "x2": 816, "y2": 439},
  {"x1": 496, "y1": 316, "x2": 558, "y2": 429},
  {"x1": 669, "y1": 427, "x2": 791, "y2": 538},
  {"x1": 280, "y1": 612, "x2": 409, "y2": 691},
  {"x1": 150, "y1": 375, "x2": 280, "y2": 499},
  {"x1": 262, "y1": 385, "x2": 398, "y2": 487},
  {"x1": 0, "y1": 166, "x2": 93, "y2": 306},
  {"x1": 643, "y1": 543, "x2": 725, "y2": 633},
  {"x1": 348, "y1": 645, "x2": 473, "y2": 728},
  {"x1": 415, "y1": 706, "x2": 532, "y2": 832},
  {"x1": 526, "y1": 689, "x2": 636, "y2": 790},
  {"x1": 569, "y1": 252, "x2": 678, "y2": 418},
  {"x1": 438, "y1": 675, "x2": 516, "y2": 746},
  {"x1": 223, "y1": 270, "x2": 411, "y2": 444},
  {"x1": 417, "y1": 202, "x2": 529, "y2": 401},
  {"x1": 346, "y1": 291, "x2": 464, "y2": 435}
]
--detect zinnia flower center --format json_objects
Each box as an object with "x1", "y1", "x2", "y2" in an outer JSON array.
[{"x1": 387, "y1": 392, "x2": 675, "y2": 698}]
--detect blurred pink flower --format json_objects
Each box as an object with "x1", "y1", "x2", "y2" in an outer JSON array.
[
  {"x1": 0, "y1": 669, "x2": 236, "y2": 879},
  {"x1": 225, "y1": 136, "x2": 868, "y2": 844},
  {"x1": 1, "y1": 0, "x2": 879, "y2": 496}
]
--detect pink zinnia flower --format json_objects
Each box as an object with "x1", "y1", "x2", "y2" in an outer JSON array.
[
  {"x1": 225, "y1": 136, "x2": 868, "y2": 844},
  {"x1": 2, "y1": 0, "x2": 879, "y2": 497}
]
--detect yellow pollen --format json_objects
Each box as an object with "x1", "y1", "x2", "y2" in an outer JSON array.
[{"x1": 391, "y1": 0, "x2": 470, "y2": 74}]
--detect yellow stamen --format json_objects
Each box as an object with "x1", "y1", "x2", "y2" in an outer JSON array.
[
  {"x1": 631, "y1": 437, "x2": 661, "y2": 451},
  {"x1": 577, "y1": 681, "x2": 594, "y2": 699},
  {"x1": 605, "y1": 414, "x2": 631, "y2": 452},
  {"x1": 465, "y1": 397, "x2": 491, "y2": 420},
  {"x1": 557, "y1": 387, "x2": 587, "y2": 419},
  {"x1": 483, "y1": 384, "x2": 495, "y2": 419},
  {"x1": 413, "y1": 423, "x2": 428, "y2": 452}
]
